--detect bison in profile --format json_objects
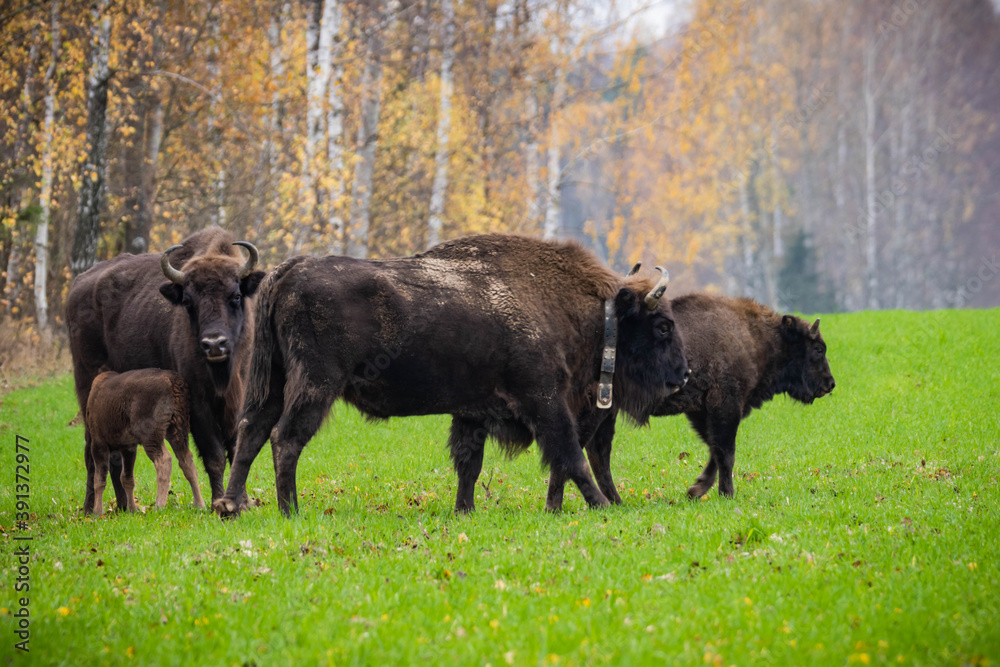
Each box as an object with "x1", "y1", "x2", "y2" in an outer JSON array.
[
  {"x1": 584, "y1": 294, "x2": 835, "y2": 501},
  {"x1": 214, "y1": 234, "x2": 688, "y2": 517},
  {"x1": 86, "y1": 369, "x2": 203, "y2": 515},
  {"x1": 67, "y1": 227, "x2": 264, "y2": 513}
]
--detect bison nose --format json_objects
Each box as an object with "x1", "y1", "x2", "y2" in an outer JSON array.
[{"x1": 201, "y1": 335, "x2": 230, "y2": 361}]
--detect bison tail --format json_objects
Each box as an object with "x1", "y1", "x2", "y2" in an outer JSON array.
[{"x1": 243, "y1": 257, "x2": 302, "y2": 415}]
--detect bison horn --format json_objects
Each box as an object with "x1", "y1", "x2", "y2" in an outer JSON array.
[
  {"x1": 160, "y1": 245, "x2": 186, "y2": 285},
  {"x1": 627, "y1": 262, "x2": 642, "y2": 277},
  {"x1": 643, "y1": 266, "x2": 670, "y2": 310},
  {"x1": 233, "y1": 242, "x2": 259, "y2": 279},
  {"x1": 811, "y1": 318, "x2": 821, "y2": 335}
]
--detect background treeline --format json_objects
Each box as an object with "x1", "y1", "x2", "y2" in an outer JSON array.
[{"x1": 2, "y1": 0, "x2": 999, "y2": 337}]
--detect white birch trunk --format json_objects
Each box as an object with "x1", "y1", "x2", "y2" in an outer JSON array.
[
  {"x1": 525, "y1": 75, "x2": 541, "y2": 226},
  {"x1": 327, "y1": 55, "x2": 346, "y2": 254},
  {"x1": 426, "y1": 0, "x2": 455, "y2": 249},
  {"x1": 207, "y1": 11, "x2": 225, "y2": 226},
  {"x1": 738, "y1": 172, "x2": 755, "y2": 299},
  {"x1": 5, "y1": 26, "x2": 40, "y2": 314},
  {"x1": 33, "y1": 0, "x2": 61, "y2": 330},
  {"x1": 254, "y1": 3, "x2": 290, "y2": 241},
  {"x1": 862, "y1": 40, "x2": 879, "y2": 310},
  {"x1": 326, "y1": 7, "x2": 346, "y2": 255},
  {"x1": 71, "y1": 0, "x2": 111, "y2": 278},
  {"x1": 347, "y1": 16, "x2": 384, "y2": 260},
  {"x1": 296, "y1": 0, "x2": 338, "y2": 253},
  {"x1": 542, "y1": 59, "x2": 565, "y2": 240}
]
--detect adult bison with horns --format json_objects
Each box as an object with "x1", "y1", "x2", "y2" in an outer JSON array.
[
  {"x1": 67, "y1": 227, "x2": 265, "y2": 513},
  {"x1": 213, "y1": 234, "x2": 689, "y2": 517}
]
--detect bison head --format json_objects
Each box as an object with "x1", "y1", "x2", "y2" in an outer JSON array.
[
  {"x1": 779, "y1": 315, "x2": 835, "y2": 404},
  {"x1": 159, "y1": 242, "x2": 265, "y2": 368},
  {"x1": 614, "y1": 265, "x2": 689, "y2": 423}
]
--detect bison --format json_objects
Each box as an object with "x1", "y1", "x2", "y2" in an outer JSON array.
[
  {"x1": 86, "y1": 369, "x2": 204, "y2": 515},
  {"x1": 67, "y1": 227, "x2": 265, "y2": 513},
  {"x1": 582, "y1": 293, "x2": 835, "y2": 501},
  {"x1": 213, "y1": 234, "x2": 688, "y2": 517}
]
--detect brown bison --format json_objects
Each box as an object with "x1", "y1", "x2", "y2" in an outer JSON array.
[
  {"x1": 583, "y1": 293, "x2": 835, "y2": 501},
  {"x1": 213, "y1": 234, "x2": 688, "y2": 517},
  {"x1": 67, "y1": 227, "x2": 264, "y2": 513},
  {"x1": 86, "y1": 369, "x2": 204, "y2": 515}
]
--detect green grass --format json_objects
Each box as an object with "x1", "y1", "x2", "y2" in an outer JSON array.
[{"x1": 1, "y1": 309, "x2": 998, "y2": 666}]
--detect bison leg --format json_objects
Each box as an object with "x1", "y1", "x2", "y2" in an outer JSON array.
[
  {"x1": 713, "y1": 415, "x2": 740, "y2": 498},
  {"x1": 584, "y1": 412, "x2": 622, "y2": 505},
  {"x1": 83, "y1": 430, "x2": 96, "y2": 514},
  {"x1": 686, "y1": 411, "x2": 718, "y2": 498},
  {"x1": 535, "y1": 402, "x2": 609, "y2": 512},
  {"x1": 120, "y1": 447, "x2": 140, "y2": 512},
  {"x1": 685, "y1": 411, "x2": 739, "y2": 498},
  {"x1": 215, "y1": 391, "x2": 286, "y2": 518},
  {"x1": 189, "y1": 404, "x2": 229, "y2": 504},
  {"x1": 167, "y1": 431, "x2": 205, "y2": 509},
  {"x1": 270, "y1": 395, "x2": 333, "y2": 516},
  {"x1": 143, "y1": 442, "x2": 172, "y2": 509},
  {"x1": 109, "y1": 452, "x2": 130, "y2": 511},
  {"x1": 449, "y1": 418, "x2": 487, "y2": 513},
  {"x1": 91, "y1": 441, "x2": 111, "y2": 517}
]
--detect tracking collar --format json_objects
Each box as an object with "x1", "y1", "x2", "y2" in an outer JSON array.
[{"x1": 597, "y1": 298, "x2": 617, "y2": 409}]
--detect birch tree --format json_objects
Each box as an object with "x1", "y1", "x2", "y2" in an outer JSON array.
[
  {"x1": 426, "y1": 0, "x2": 455, "y2": 248},
  {"x1": 71, "y1": 0, "x2": 112, "y2": 277},
  {"x1": 542, "y1": 38, "x2": 565, "y2": 240},
  {"x1": 33, "y1": 0, "x2": 60, "y2": 329},
  {"x1": 3, "y1": 24, "x2": 40, "y2": 315},
  {"x1": 295, "y1": 0, "x2": 340, "y2": 253},
  {"x1": 347, "y1": 1, "x2": 385, "y2": 259},
  {"x1": 325, "y1": 1, "x2": 346, "y2": 254},
  {"x1": 207, "y1": 9, "x2": 225, "y2": 227}
]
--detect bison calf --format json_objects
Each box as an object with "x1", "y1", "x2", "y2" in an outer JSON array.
[
  {"x1": 586, "y1": 294, "x2": 835, "y2": 500},
  {"x1": 85, "y1": 369, "x2": 205, "y2": 515}
]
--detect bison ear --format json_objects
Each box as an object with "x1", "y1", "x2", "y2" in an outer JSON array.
[
  {"x1": 780, "y1": 314, "x2": 802, "y2": 342},
  {"x1": 240, "y1": 270, "x2": 266, "y2": 297},
  {"x1": 614, "y1": 287, "x2": 640, "y2": 318},
  {"x1": 159, "y1": 282, "x2": 184, "y2": 305}
]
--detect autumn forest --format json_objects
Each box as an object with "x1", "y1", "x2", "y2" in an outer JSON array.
[{"x1": 2, "y1": 0, "x2": 999, "y2": 337}]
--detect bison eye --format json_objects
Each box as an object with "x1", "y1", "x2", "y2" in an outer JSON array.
[
  {"x1": 657, "y1": 320, "x2": 673, "y2": 336},
  {"x1": 229, "y1": 293, "x2": 242, "y2": 307}
]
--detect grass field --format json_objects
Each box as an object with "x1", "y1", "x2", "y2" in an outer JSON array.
[{"x1": 1, "y1": 309, "x2": 998, "y2": 665}]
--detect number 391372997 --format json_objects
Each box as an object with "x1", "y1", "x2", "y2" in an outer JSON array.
[{"x1": 15, "y1": 435, "x2": 30, "y2": 519}]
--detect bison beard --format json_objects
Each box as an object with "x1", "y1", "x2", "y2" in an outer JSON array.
[
  {"x1": 67, "y1": 227, "x2": 265, "y2": 513},
  {"x1": 582, "y1": 294, "x2": 836, "y2": 501},
  {"x1": 214, "y1": 234, "x2": 688, "y2": 517}
]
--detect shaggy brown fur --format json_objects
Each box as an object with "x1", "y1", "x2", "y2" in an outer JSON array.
[
  {"x1": 215, "y1": 234, "x2": 688, "y2": 517},
  {"x1": 583, "y1": 294, "x2": 835, "y2": 501},
  {"x1": 86, "y1": 369, "x2": 205, "y2": 515},
  {"x1": 67, "y1": 227, "x2": 265, "y2": 513}
]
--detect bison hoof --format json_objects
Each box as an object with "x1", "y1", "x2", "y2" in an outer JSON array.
[
  {"x1": 212, "y1": 497, "x2": 242, "y2": 519},
  {"x1": 686, "y1": 485, "x2": 709, "y2": 499}
]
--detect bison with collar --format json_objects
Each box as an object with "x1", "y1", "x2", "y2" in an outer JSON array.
[{"x1": 214, "y1": 234, "x2": 688, "y2": 517}]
